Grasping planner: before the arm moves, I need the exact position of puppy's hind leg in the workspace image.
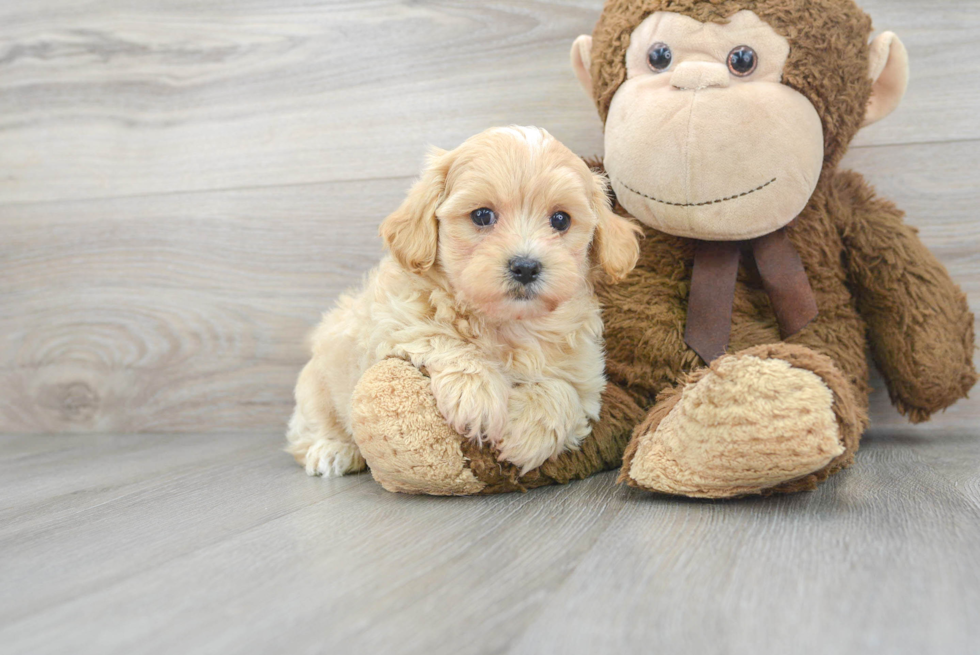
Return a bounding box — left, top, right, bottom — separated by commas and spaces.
286, 360, 366, 478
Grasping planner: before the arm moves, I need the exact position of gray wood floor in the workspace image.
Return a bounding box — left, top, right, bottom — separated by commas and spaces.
1, 429, 979, 655
2, 1, 979, 653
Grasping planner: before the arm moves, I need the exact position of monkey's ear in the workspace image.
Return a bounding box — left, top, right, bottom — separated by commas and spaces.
570, 35, 594, 99
861, 32, 909, 128
380, 147, 450, 274
590, 173, 642, 282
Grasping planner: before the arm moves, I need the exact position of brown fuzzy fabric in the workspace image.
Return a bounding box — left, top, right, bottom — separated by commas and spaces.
833, 171, 979, 422
599, 164, 976, 495
590, 0, 874, 170
462, 382, 647, 494
583, 0, 975, 498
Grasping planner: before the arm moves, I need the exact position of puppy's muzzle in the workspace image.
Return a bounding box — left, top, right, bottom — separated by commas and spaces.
508, 257, 543, 286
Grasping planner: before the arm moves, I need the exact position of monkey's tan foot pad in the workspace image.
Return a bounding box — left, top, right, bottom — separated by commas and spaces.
619, 344, 858, 499
350, 358, 486, 496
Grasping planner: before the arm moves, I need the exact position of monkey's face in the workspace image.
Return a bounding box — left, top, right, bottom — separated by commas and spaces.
601, 10, 824, 241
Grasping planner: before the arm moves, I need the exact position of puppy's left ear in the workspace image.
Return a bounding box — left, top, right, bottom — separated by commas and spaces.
380, 147, 452, 274
590, 173, 642, 282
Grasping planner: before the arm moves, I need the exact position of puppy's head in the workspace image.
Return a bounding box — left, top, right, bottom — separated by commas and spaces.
381, 126, 641, 321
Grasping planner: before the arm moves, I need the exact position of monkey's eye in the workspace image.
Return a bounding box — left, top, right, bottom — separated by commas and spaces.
471, 208, 497, 228
550, 211, 571, 232
728, 46, 758, 76
647, 43, 672, 72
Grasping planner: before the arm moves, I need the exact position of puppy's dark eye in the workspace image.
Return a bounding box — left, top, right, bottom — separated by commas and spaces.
647, 43, 672, 72
550, 211, 571, 232
728, 46, 758, 76
471, 208, 497, 227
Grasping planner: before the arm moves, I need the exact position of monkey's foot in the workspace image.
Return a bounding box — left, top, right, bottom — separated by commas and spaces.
619, 344, 865, 499
351, 359, 645, 496
351, 358, 486, 496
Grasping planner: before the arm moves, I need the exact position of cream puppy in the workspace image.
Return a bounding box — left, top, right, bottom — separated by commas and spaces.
287, 126, 641, 477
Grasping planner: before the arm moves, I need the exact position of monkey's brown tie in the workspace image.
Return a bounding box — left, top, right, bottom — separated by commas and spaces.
684, 228, 818, 363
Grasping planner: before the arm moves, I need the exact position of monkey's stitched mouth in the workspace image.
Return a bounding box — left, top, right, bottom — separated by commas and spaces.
614, 177, 777, 208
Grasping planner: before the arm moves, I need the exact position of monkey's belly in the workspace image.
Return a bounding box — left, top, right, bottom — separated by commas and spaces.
600, 266, 870, 409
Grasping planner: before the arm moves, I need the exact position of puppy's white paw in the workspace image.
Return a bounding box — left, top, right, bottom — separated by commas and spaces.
430, 366, 510, 444
302, 440, 366, 478
498, 381, 592, 474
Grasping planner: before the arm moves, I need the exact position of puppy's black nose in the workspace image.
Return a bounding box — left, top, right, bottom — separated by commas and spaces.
509, 257, 542, 286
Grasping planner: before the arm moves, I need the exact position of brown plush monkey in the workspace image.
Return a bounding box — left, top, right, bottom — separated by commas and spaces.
350, 0, 976, 498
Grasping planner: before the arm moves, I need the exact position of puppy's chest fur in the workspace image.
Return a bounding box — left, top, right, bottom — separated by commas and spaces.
436, 289, 605, 385
488, 315, 604, 383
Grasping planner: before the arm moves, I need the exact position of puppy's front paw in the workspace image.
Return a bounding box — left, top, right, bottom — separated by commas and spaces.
302, 440, 366, 478
497, 381, 592, 475
430, 366, 510, 444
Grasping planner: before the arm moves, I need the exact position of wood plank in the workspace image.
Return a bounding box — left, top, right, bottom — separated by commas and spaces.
0, 432, 368, 624
2, 139, 976, 434
508, 428, 980, 655
0, 0, 976, 205
0, 430, 977, 654
0, 177, 395, 433
0, 433, 629, 654
0, 433, 319, 532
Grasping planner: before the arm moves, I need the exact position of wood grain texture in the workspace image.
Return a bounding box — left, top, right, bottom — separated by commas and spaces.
0, 0, 978, 434
0, 179, 395, 433
0, 0, 976, 206
1, 430, 978, 654
509, 432, 980, 655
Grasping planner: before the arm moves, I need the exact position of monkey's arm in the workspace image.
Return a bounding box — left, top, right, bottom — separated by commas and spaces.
835, 171, 977, 422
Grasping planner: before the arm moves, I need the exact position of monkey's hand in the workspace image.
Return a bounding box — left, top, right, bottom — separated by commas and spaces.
836, 170, 977, 422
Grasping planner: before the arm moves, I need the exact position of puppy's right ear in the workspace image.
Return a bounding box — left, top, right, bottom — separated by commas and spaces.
380, 147, 451, 274
590, 172, 642, 282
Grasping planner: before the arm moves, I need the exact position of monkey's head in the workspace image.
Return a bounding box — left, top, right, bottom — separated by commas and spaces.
571, 0, 909, 241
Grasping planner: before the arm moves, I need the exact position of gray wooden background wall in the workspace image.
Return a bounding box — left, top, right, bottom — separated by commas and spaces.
1, 0, 977, 436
